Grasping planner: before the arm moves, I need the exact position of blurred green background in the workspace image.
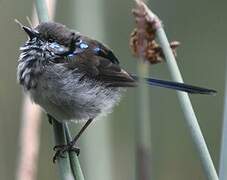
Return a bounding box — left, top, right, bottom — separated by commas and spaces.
0, 0, 225, 179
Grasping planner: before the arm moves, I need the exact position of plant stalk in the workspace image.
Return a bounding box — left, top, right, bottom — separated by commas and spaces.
65, 124, 85, 180
35, 0, 49, 22
156, 25, 218, 180
135, 0, 152, 179
34, 0, 84, 179
52, 121, 74, 180
136, 61, 152, 180
219, 62, 227, 180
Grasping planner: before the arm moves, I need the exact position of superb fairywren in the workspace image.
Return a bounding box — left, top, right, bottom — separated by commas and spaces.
17, 22, 216, 161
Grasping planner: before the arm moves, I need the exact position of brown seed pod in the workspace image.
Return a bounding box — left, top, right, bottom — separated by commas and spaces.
130, 1, 180, 64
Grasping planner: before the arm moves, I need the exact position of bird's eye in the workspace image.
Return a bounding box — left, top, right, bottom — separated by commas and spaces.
79, 42, 88, 49
48, 42, 68, 55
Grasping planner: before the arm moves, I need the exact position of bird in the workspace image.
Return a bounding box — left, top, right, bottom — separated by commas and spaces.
16, 21, 216, 162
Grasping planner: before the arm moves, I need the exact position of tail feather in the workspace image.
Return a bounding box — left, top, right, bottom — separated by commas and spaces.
131, 75, 216, 95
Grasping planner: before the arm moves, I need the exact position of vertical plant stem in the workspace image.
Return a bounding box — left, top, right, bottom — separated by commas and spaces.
135, 0, 152, 179
16, 97, 42, 180
137, 62, 151, 148
72, 1, 114, 180
65, 124, 85, 180
35, 0, 49, 22
219, 63, 227, 180
156, 23, 218, 180
136, 61, 152, 180
16, 1, 56, 180
35, 0, 84, 180
53, 121, 74, 180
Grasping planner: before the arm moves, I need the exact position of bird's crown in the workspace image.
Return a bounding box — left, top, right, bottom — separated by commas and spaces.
35, 22, 78, 46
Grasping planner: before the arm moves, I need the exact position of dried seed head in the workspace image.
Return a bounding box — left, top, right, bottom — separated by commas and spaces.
130, 0, 180, 64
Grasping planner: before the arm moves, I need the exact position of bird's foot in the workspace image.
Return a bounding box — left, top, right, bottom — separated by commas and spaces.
53, 143, 80, 163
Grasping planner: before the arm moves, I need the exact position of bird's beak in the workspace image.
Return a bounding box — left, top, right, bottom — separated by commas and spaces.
15, 19, 40, 39
22, 26, 40, 40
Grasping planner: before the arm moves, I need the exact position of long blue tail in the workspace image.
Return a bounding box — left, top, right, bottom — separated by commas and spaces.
131, 75, 217, 95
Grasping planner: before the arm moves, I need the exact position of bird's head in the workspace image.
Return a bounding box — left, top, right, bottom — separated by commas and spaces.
19, 22, 81, 58
16, 21, 82, 89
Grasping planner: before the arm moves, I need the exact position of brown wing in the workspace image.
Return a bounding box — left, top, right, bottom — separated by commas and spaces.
94, 57, 136, 87
64, 36, 136, 87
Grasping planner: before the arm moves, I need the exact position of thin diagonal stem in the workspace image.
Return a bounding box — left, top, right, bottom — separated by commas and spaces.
156, 27, 218, 180
133, 1, 218, 179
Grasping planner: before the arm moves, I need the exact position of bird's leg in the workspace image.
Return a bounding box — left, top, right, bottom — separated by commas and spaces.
53, 118, 94, 162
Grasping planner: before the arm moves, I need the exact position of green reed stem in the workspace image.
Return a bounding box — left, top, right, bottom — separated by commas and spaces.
35, 0, 84, 179
65, 124, 85, 180
135, 1, 152, 179
71, 0, 115, 179
219, 62, 227, 180
52, 121, 74, 180
136, 61, 152, 180
35, 0, 49, 22
156, 24, 218, 180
